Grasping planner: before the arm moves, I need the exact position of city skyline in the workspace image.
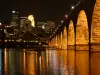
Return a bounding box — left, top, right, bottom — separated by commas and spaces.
0, 0, 88, 24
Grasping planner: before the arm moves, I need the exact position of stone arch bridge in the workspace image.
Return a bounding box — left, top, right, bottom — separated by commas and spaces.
48, 0, 100, 75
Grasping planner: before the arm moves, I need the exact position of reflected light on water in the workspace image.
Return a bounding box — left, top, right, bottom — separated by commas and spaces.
60, 50, 68, 75
76, 51, 89, 75
23, 49, 26, 75
4, 48, 8, 75
39, 56, 42, 72
46, 49, 49, 73
26, 51, 36, 75
91, 52, 100, 75
3, 45, 100, 75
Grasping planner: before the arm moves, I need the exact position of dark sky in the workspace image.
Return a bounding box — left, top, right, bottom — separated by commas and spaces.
0, 0, 93, 24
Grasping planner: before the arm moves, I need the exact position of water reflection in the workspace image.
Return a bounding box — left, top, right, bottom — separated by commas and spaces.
67, 46, 75, 75
3, 45, 100, 75
26, 50, 36, 75
23, 49, 26, 75
8, 49, 23, 75
3, 48, 70, 75
76, 45, 89, 75
0, 49, 2, 75
91, 45, 100, 75
4, 48, 7, 75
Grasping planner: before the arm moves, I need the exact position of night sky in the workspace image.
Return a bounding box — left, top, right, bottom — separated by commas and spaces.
0, 0, 94, 24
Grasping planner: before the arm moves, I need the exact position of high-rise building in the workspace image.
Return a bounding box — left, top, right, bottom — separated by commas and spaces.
0, 22, 3, 41
46, 21, 55, 33
46, 21, 55, 29
28, 15, 35, 27
37, 21, 55, 33
11, 11, 20, 28
37, 22, 47, 29
20, 17, 27, 28
10, 11, 20, 38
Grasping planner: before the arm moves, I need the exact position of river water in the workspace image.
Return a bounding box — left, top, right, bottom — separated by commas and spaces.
0, 45, 100, 75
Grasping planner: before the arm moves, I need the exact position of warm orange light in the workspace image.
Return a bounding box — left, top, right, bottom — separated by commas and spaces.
46, 50, 49, 69
57, 34, 61, 49
68, 20, 75, 45
76, 10, 89, 45
62, 26, 67, 49
60, 32, 63, 49
4, 48, 7, 75
26, 51, 36, 75
55, 35, 58, 47
91, 0, 100, 44
23, 49, 26, 75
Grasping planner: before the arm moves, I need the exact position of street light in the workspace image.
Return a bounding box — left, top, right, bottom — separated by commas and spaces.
65, 14, 68, 19
65, 15, 68, 18
61, 20, 64, 23
12, 11, 16, 13
71, 6, 75, 10
39, 42, 41, 45
0, 22, 2, 25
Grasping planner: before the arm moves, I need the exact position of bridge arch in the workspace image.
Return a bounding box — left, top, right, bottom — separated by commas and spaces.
76, 10, 89, 45
62, 26, 67, 49
91, 0, 100, 44
91, 1, 100, 74
68, 20, 75, 45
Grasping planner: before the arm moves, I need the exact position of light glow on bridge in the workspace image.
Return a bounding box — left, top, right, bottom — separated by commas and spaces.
68, 20, 75, 45
76, 10, 89, 45
62, 26, 67, 49
91, 0, 100, 44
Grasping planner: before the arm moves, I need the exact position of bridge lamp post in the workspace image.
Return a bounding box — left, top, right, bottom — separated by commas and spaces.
65, 14, 68, 19
71, 6, 75, 10
61, 20, 64, 24
65, 15, 68, 18
0, 22, 2, 26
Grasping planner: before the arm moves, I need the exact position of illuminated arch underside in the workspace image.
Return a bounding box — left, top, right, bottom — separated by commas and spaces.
57, 34, 60, 48
62, 26, 67, 49
48, 41, 51, 47
55, 35, 58, 47
68, 20, 75, 45
52, 38, 54, 47
60, 32, 63, 48
76, 10, 89, 45
91, 0, 100, 44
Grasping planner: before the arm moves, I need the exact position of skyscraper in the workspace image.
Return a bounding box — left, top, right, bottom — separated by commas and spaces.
11, 11, 20, 28
20, 17, 27, 28
10, 11, 20, 38
28, 15, 35, 27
